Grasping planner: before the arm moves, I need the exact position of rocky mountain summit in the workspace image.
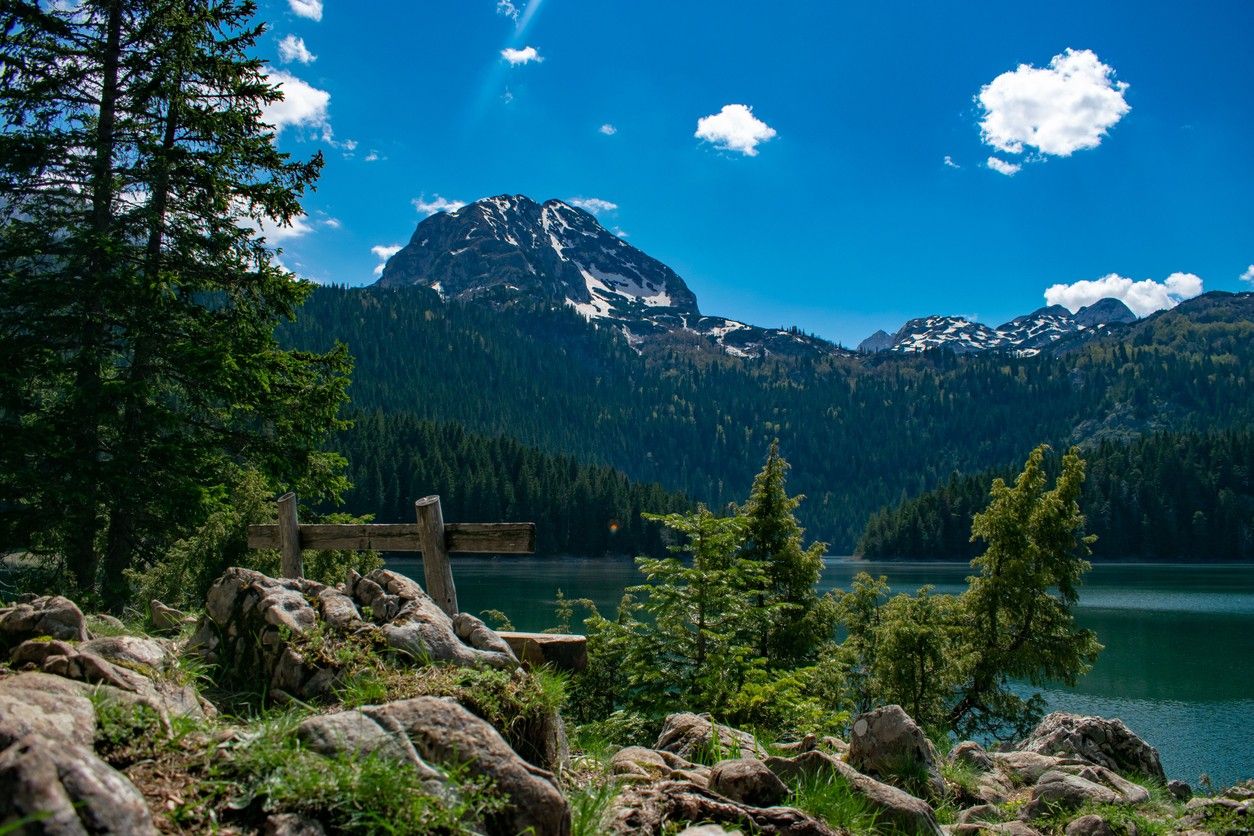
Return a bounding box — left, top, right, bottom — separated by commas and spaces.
859, 299, 1137, 355
375, 194, 845, 359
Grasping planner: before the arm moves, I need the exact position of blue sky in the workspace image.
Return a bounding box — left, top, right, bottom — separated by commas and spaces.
258, 0, 1253, 346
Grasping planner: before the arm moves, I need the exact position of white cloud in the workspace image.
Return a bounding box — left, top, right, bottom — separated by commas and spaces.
288, 0, 322, 21
364, 150, 379, 162
943, 155, 960, 169
372, 244, 402, 276
599, 123, 617, 136
568, 197, 617, 215
694, 104, 777, 156
1240, 265, 1254, 284
978, 48, 1130, 158
256, 212, 314, 243
986, 156, 1021, 176
501, 46, 542, 65
278, 34, 315, 64
321, 217, 341, 229
1044, 272, 1204, 317
261, 69, 331, 137
412, 194, 466, 216
496, 0, 519, 20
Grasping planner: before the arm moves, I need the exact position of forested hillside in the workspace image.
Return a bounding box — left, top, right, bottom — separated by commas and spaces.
284, 286, 1254, 554
332, 412, 690, 556
858, 430, 1254, 560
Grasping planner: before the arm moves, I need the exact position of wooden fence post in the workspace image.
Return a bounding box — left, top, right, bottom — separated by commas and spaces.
415, 495, 458, 616
277, 492, 303, 579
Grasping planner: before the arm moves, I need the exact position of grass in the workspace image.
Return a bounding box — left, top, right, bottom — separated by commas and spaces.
789, 772, 882, 834
1032, 800, 1175, 836
940, 758, 984, 799
568, 779, 620, 836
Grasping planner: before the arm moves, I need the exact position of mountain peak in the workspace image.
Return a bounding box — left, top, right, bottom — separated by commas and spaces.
374, 194, 842, 360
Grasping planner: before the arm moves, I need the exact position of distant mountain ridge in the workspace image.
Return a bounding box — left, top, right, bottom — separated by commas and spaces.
376, 194, 844, 359
858, 299, 1137, 355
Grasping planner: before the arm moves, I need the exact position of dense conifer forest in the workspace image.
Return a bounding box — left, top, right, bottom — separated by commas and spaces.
283, 286, 1254, 556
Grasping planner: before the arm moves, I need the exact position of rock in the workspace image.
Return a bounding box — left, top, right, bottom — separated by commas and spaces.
1178, 789, 1251, 831
88, 613, 126, 631
369, 697, 569, 836
610, 746, 712, 788
296, 710, 443, 788
989, 751, 1066, 786
677, 827, 742, 836
953, 823, 1041, 836
0, 675, 97, 748
37, 646, 206, 720
957, 804, 1002, 825
609, 779, 839, 835
848, 704, 946, 800
1167, 779, 1192, 801
765, 750, 942, 836
265, 813, 328, 836
10, 638, 77, 668
819, 735, 849, 755
0, 734, 156, 834
80, 635, 175, 673
1021, 766, 1149, 820
0, 596, 88, 649
1013, 713, 1165, 783
149, 599, 192, 632
497, 631, 588, 672
655, 713, 764, 761
1063, 814, 1122, 836
951, 741, 996, 772
708, 758, 788, 807
774, 733, 818, 754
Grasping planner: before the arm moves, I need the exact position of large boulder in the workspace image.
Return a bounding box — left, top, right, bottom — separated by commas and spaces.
708, 758, 788, 807
186, 568, 518, 702
1021, 765, 1149, 820
847, 704, 946, 800
1013, 713, 1165, 783
655, 713, 764, 762
764, 750, 942, 836
0, 596, 88, 650
989, 751, 1067, 787
951, 740, 996, 772
0, 673, 97, 748
608, 779, 838, 835
0, 734, 156, 834
611, 746, 712, 788
300, 697, 568, 836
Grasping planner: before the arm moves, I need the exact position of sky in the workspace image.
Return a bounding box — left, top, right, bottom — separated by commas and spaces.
256, 0, 1254, 347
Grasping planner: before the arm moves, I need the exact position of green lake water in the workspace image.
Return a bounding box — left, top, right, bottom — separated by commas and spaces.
388, 556, 1254, 787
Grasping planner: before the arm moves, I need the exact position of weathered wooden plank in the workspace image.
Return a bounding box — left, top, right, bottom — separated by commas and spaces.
276, 493, 303, 579
245, 522, 535, 553
416, 496, 457, 616
498, 632, 588, 672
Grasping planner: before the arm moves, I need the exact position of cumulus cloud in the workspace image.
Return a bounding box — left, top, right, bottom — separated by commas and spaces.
412, 194, 466, 216
288, 0, 322, 21
261, 69, 331, 137
978, 48, 1130, 158
986, 156, 1021, 176
1241, 265, 1254, 284
943, 155, 960, 169
278, 34, 315, 64
1044, 272, 1203, 317
568, 197, 617, 215
695, 104, 777, 156
599, 123, 617, 136
372, 244, 402, 276
501, 46, 542, 65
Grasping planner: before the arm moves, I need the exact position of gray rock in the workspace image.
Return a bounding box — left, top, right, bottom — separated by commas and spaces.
848, 704, 946, 800
148, 599, 192, 632
0, 734, 156, 834
956, 804, 1001, 825
1167, 779, 1192, 801
0, 596, 88, 649
10, 638, 77, 668
765, 750, 942, 836
1021, 766, 1149, 820
989, 751, 1066, 786
951, 740, 996, 772
655, 713, 764, 761
80, 635, 175, 673
676, 827, 742, 836
0, 676, 97, 748
38, 647, 206, 720
953, 824, 1041, 836
1063, 814, 1122, 836
265, 813, 328, 836
610, 746, 712, 788
609, 778, 839, 835
708, 758, 788, 807
1013, 713, 1165, 783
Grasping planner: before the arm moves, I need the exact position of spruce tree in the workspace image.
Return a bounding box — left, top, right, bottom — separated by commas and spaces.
0, 0, 351, 606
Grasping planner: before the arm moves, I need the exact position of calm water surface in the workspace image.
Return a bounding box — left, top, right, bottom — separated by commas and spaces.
389, 556, 1254, 787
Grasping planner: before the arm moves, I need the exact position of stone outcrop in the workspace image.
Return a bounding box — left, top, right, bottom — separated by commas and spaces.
847, 704, 946, 800
1021, 765, 1150, 820
0, 672, 98, 749
655, 713, 764, 761
708, 758, 788, 807
608, 779, 839, 835
298, 696, 568, 836
0, 734, 156, 835
1013, 713, 1165, 783
0, 595, 88, 650
951, 740, 996, 772
611, 746, 712, 788
186, 567, 518, 702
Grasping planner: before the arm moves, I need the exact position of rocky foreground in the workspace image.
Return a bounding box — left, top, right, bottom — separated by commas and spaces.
0, 569, 1248, 835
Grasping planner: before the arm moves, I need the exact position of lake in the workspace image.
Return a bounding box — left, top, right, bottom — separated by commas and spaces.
388, 556, 1254, 788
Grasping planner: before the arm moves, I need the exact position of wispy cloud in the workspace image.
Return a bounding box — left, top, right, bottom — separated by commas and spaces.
278, 34, 315, 64
986, 156, 1021, 176
256, 213, 314, 244
364, 150, 380, 162
412, 194, 466, 216
1045, 272, 1203, 317
695, 104, 777, 156
496, 0, 519, 21
943, 155, 960, 169
599, 123, 617, 136
568, 197, 618, 215
501, 46, 542, 65
372, 244, 402, 276
288, 0, 322, 22
978, 48, 1129, 160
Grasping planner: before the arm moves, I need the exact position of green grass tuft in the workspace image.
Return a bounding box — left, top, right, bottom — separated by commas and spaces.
789, 772, 882, 833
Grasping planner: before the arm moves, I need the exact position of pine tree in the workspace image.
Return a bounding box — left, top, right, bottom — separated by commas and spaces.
0, 0, 351, 606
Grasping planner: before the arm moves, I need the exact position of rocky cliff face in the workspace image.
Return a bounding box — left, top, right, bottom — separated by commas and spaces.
375, 194, 846, 359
